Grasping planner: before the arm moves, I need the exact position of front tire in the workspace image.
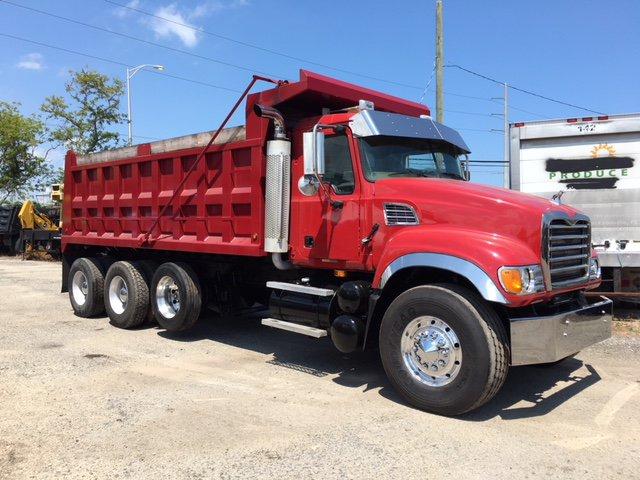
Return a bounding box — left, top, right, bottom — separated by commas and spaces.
151, 262, 202, 332
379, 284, 509, 416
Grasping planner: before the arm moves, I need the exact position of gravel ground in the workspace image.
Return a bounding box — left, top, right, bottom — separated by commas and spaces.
0, 257, 639, 480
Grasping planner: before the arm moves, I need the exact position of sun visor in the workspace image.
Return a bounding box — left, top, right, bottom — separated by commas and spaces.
350, 110, 470, 153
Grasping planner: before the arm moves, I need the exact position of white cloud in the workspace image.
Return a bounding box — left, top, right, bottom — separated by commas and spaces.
144, 1, 249, 48
17, 53, 44, 71
113, 0, 140, 18
149, 4, 200, 48
191, 0, 249, 18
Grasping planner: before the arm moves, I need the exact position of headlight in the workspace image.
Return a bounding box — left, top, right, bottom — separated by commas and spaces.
498, 265, 545, 295
589, 257, 601, 280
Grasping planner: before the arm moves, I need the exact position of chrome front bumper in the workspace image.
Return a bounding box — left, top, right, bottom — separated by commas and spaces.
509, 296, 612, 366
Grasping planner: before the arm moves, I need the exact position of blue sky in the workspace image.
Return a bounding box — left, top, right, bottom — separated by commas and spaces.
1, 0, 639, 187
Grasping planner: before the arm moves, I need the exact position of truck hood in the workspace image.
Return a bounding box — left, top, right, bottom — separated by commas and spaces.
373, 178, 583, 256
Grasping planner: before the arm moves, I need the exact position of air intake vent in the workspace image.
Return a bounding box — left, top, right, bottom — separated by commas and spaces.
543, 216, 591, 289
384, 203, 419, 226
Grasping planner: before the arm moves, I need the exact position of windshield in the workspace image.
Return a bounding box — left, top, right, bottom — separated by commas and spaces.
359, 136, 465, 181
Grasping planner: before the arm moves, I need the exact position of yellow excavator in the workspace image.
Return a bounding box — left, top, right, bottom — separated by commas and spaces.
16, 184, 63, 257
18, 200, 58, 230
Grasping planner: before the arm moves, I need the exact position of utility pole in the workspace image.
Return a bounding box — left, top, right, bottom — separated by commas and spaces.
435, 0, 444, 123
503, 82, 510, 189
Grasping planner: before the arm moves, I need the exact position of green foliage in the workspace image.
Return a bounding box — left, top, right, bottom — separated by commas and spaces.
41, 69, 126, 154
0, 101, 53, 202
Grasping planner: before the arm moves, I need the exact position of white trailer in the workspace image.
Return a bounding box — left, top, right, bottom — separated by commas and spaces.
509, 113, 640, 298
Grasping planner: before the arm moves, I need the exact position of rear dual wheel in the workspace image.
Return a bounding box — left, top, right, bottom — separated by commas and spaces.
104, 261, 150, 329
69, 258, 203, 332
151, 262, 202, 332
69, 257, 106, 317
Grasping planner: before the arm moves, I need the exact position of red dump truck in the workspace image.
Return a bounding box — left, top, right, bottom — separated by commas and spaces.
62, 70, 611, 415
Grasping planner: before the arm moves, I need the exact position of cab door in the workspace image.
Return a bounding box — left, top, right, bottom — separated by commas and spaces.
291, 132, 363, 267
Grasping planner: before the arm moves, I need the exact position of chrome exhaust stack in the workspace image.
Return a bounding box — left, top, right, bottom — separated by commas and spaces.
254, 103, 287, 140
254, 103, 293, 270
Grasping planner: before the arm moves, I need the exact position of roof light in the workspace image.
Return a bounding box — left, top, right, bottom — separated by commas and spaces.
514, 122, 525, 127
567, 118, 578, 123
358, 99, 374, 111
597, 115, 609, 121
582, 117, 593, 122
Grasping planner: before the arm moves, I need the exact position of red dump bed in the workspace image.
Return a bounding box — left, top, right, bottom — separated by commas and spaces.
62, 70, 428, 256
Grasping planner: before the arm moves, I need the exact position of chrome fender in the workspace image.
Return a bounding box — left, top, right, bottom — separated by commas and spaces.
380, 252, 507, 304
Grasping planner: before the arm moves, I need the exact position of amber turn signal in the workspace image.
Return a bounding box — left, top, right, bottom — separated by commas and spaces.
499, 268, 524, 294
498, 265, 545, 295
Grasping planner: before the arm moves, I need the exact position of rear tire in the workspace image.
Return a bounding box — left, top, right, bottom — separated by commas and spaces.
104, 261, 150, 329
151, 262, 202, 332
379, 284, 509, 416
68, 257, 105, 317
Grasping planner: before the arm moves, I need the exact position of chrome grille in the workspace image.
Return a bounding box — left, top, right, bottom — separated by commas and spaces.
384, 203, 419, 226
543, 216, 591, 289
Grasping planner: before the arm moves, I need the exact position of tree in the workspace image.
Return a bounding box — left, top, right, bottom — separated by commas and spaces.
41, 69, 126, 154
0, 101, 53, 202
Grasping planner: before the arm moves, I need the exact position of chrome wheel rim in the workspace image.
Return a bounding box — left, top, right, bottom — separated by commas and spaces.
156, 275, 180, 319
108, 275, 129, 315
71, 271, 89, 306
401, 316, 462, 387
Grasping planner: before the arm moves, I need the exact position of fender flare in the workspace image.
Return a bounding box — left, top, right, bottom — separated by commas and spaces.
379, 252, 508, 304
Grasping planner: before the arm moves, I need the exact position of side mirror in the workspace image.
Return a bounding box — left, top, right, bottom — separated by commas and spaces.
461, 154, 471, 181
303, 130, 325, 175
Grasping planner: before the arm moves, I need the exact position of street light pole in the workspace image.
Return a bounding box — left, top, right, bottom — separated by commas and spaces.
126, 64, 164, 145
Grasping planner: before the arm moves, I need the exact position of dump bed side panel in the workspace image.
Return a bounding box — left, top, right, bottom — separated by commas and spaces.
63, 133, 267, 257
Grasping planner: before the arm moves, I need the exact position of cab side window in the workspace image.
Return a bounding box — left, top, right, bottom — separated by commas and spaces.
323, 135, 355, 195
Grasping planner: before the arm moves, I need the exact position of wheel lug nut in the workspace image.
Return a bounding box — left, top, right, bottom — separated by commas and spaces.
438, 360, 446, 367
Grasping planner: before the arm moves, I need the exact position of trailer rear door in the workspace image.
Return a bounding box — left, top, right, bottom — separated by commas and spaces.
510, 115, 640, 266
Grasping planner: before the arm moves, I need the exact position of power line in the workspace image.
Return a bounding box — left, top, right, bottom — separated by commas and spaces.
502, 103, 547, 119
445, 108, 501, 119
453, 127, 503, 135
0, 0, 286, 79
427, 87, 548, 118
0, 32, 243, 93
418, 62, 436, 104
4, 0, 553, 121
446, 64, 606, 115
103, 0, 426, 91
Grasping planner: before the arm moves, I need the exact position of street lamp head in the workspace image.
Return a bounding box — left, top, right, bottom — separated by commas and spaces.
154, 65, 165, 71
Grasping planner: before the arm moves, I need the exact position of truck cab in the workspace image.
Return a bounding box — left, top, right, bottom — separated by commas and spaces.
62, 70, 612, 416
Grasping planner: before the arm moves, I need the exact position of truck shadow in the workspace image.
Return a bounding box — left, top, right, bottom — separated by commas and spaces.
460, 359, 601, 421
157, 310, 601, 421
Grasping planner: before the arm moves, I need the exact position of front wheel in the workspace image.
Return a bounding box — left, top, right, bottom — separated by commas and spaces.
379, 284, 509, 416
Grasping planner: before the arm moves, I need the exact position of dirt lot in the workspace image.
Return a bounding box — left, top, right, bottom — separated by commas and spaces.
1, 257, 639, 480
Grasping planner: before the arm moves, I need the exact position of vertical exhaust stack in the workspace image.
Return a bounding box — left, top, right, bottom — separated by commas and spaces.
254, 104, 292, 268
